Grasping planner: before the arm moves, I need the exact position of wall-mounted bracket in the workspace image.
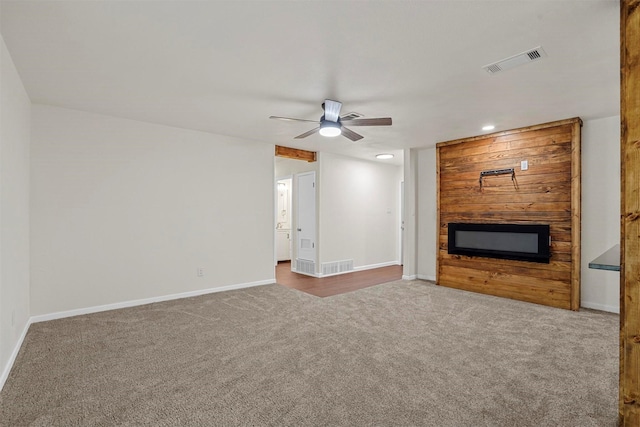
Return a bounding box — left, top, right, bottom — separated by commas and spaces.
479, 168, 515, 190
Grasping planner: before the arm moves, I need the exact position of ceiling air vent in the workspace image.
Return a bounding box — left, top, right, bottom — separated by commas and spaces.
341, 112, 363, 121
482, 46, 547, 75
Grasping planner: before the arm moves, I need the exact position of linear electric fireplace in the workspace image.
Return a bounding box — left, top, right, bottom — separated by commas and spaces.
448, 223, 551, 263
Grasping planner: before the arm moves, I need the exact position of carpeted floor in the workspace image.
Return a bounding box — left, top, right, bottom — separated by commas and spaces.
0, 280, 618, 426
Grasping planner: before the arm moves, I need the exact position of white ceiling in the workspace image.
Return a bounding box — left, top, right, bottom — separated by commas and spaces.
0, 1, 620, 166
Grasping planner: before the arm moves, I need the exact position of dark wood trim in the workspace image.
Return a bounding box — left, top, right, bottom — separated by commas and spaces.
436, 147, 441, 285
570, 119, 582, 310
620, 0, 640, 424
275, 145, 317, 162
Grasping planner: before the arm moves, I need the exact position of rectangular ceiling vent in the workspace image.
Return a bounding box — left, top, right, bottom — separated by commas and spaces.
341, 112, 364, 121
482, 46, 547, 75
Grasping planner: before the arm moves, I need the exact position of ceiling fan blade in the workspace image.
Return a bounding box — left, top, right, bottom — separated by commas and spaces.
294, 127, 320, 139
269, 116, 320, 124
342, 117, 392, 126
341, 126, 364, 142
323, 99, 342, 122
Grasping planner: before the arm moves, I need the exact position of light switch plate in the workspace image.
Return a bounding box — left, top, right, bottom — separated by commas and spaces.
521, 160, 528, 171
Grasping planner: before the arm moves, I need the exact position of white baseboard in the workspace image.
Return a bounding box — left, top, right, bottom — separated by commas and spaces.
403, 274, 435, 281
352, 261, 400, 272
31, 278, 274, 324
2, 278, 275, 392
319, 261, 400, 278
4, 277, 616, 393
1, 317, 32, 391
290, 267, 320, 278
581, 301, 620, 314
292, 261, 401, 278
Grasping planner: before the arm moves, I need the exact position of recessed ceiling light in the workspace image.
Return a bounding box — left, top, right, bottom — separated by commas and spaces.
482, 125, 495, 131
376, 154, 394, 160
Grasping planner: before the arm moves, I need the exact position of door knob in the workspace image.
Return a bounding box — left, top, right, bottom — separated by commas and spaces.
297, 228, 302, 231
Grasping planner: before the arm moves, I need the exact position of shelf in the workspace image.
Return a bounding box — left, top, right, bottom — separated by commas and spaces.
588, 244, 620, 272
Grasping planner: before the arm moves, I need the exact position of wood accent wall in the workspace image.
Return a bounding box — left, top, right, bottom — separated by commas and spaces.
620, 0, 640, 423
436, 118, 582, 310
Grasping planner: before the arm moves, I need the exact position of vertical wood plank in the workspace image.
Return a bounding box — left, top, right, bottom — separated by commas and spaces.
436, 146, 441, 284
620, 0, 640, 424
570, 119, 582, 310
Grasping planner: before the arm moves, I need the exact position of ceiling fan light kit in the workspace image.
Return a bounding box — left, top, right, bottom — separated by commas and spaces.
319, 120, 342, 137
270, 99, 392, 142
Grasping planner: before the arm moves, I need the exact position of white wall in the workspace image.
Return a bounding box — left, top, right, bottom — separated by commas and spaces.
275, 156, 318, 177
402, 148, 418, 280
30, 105, 275, 316
581, 115, 620, 313
416, 147, 437, 280
413, 116, 621, 313
0, 36, 31, 383
319, 152, 401, 270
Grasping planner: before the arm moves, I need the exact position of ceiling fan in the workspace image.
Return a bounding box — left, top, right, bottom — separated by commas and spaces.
269, 99, 392, 142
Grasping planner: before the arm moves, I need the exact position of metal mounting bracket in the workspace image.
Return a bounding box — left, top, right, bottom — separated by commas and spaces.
479, 168, 515, 190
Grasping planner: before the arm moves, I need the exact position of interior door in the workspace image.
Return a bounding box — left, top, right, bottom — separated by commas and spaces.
296, 171, 316, 262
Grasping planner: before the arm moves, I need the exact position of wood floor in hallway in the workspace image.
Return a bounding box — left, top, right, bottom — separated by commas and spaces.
275, 261, 403, 297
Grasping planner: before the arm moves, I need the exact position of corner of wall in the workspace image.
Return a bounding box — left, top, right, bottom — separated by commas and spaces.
0, 34, 32, 391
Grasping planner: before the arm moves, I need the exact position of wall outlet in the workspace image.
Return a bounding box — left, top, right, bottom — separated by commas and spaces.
197, 267, 204, 277
521, 160, 528, 171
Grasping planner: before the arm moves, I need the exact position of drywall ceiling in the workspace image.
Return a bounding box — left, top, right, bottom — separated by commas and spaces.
0, 1, 619, 166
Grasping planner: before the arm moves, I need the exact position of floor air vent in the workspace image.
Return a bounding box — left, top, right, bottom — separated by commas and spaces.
321, 259, 354, 276
296, 259, 316, 275
482, 46, 547, 75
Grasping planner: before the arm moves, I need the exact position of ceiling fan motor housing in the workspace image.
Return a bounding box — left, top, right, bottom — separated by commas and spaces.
322, 100, 343, 122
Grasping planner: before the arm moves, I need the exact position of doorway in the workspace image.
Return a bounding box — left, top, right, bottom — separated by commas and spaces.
274, 152, 319, 278
275, 177, 292, 263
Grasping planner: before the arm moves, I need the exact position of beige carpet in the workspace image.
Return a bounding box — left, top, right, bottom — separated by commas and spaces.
0, 280, 618, 426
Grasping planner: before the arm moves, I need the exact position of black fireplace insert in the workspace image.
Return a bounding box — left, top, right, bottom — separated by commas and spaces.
448, 223, 551, 263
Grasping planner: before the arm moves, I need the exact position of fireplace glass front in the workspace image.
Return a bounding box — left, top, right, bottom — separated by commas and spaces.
448, 223, 551, 263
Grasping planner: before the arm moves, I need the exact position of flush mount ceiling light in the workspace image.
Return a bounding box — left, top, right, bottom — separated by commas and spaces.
319, 120, 342, 137
376, 154, 394, 160
482, 125, 495, 131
